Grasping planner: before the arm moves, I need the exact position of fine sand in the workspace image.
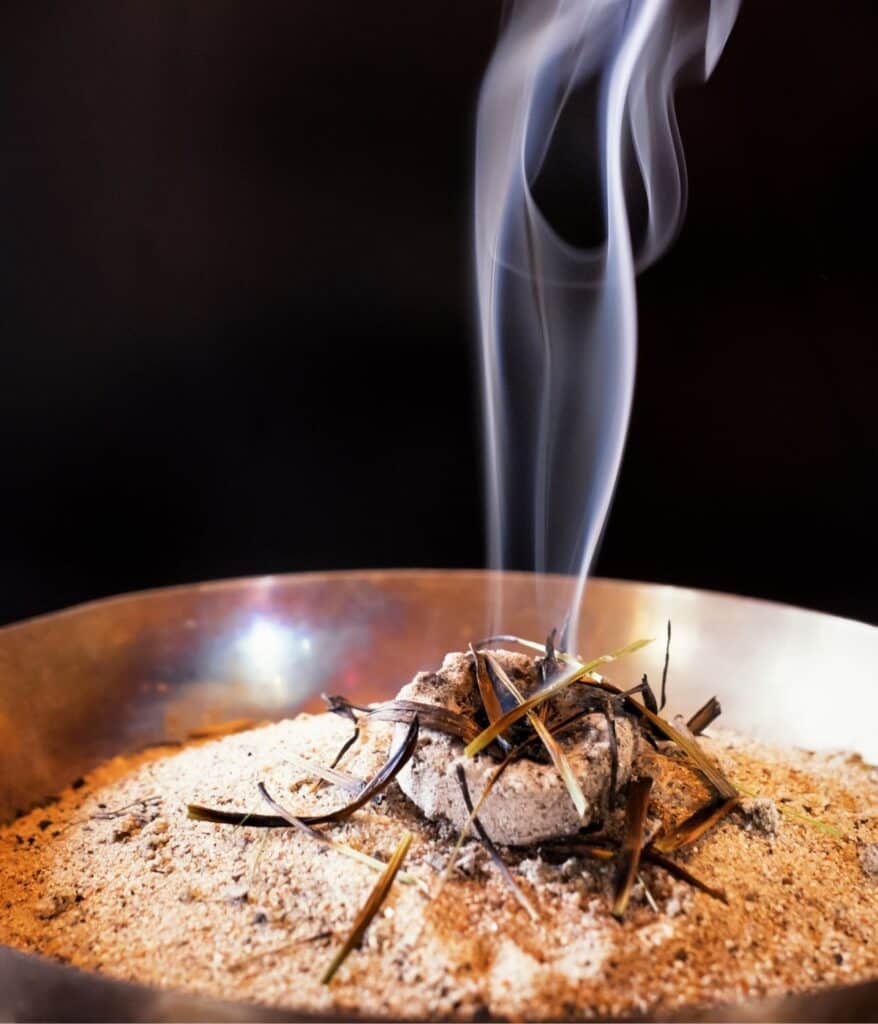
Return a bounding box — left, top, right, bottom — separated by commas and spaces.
1, 705, 877, 1019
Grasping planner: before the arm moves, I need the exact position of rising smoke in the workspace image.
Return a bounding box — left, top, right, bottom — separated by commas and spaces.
475, 0, 740, 638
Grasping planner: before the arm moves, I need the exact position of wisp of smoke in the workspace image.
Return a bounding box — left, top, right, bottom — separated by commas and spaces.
475, 0, 740, 638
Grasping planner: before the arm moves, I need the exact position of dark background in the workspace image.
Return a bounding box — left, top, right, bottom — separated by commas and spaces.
1, 2, 875, 627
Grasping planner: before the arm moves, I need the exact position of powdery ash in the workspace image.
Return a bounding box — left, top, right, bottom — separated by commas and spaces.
1, 698, 877, 1019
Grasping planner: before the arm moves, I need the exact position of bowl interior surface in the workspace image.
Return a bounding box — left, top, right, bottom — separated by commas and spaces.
1, 569, 876, 1021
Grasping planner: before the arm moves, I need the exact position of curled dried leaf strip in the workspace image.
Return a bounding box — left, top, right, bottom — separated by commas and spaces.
188, 715, 419, 828
322, 831, 413, 985
327, 695, 484, 746
187, 805, 287, 828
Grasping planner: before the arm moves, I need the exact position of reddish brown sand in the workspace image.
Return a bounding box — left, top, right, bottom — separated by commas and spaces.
1, 705, 876, 1019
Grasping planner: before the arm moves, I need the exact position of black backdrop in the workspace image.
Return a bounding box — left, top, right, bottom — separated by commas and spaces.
1, 1, 875, 627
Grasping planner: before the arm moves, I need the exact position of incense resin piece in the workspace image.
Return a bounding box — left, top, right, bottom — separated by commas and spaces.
394, 650, 638, 846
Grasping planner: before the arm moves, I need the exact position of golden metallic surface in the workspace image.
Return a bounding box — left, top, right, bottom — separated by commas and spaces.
1, 570, 876, 1021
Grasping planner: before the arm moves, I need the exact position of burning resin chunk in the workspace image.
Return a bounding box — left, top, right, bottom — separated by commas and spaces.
394, 650, 638, 846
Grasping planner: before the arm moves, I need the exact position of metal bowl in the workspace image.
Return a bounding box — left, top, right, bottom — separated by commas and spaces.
1, 570, 876, 1021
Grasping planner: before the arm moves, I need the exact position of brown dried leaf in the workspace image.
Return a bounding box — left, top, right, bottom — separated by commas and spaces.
612, 776, 653, 920
651, 795, 739, 854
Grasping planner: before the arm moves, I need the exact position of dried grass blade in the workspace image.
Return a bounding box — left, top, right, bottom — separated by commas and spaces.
641, 848, 728, 903
612, 776, 653, 920
434, 752, 517, 898
686, 696, 722, 735
542, 629, 558, 682
651, 795, 739, 854
475, 629, 573, 665
256, 782, 419, 887
629, 701, 737, 799
639, 674, 659, 715
454, 765, 538, 921
307, 727, 361, 795
465, 637, 653, 757
322, 692, 360, 722
291, 715, 419, 826
602, 700, 619, 814
579, 845, 616, 861
660, 620, 671, 711
474, 634, 556, 657
287, 754, 364, 795
470, 645, 506, 735
189, 792, 417, 885
545, 842, 615, 862
638, 871, 659, 913
484, 652, 588, 818
322, 830, 413, 985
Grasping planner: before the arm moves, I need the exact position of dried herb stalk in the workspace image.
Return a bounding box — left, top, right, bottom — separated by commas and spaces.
322, 831, 413, 984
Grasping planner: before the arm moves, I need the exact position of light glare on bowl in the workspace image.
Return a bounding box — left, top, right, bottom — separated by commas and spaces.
236, 617, 310, 704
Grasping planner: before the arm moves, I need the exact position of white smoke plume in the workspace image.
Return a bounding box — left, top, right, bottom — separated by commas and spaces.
475, 0, 740, 638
